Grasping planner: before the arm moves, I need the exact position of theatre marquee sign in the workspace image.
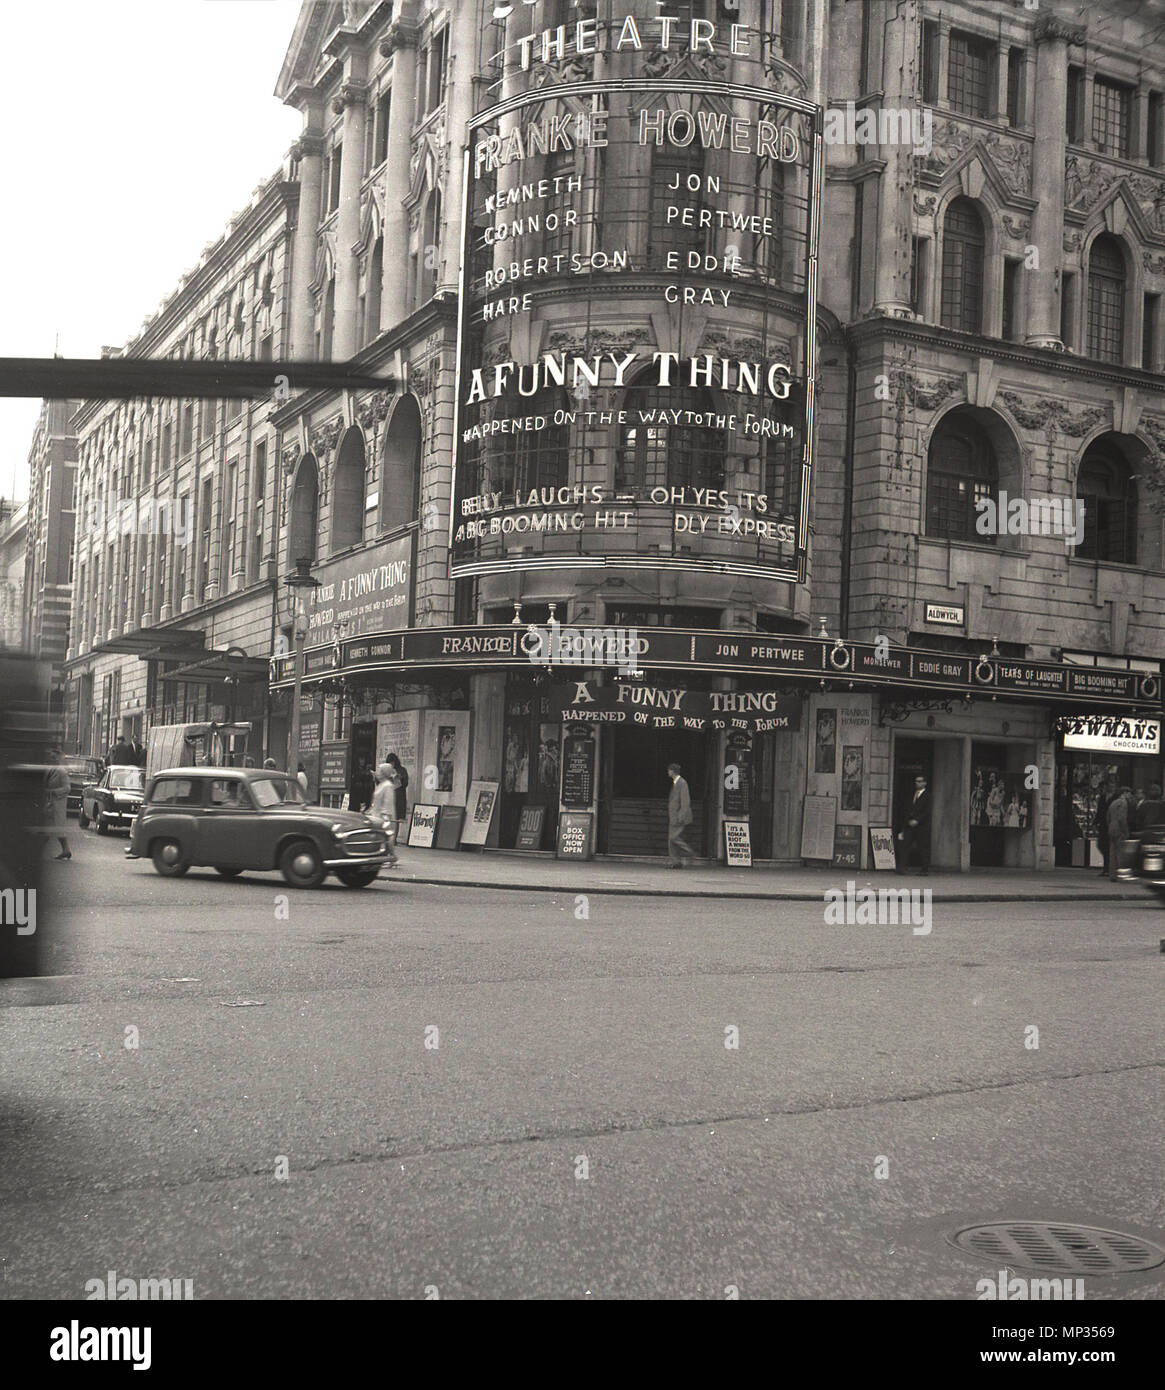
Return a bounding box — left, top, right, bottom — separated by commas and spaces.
269, 625, 1162, 711
452, 72, 822, 584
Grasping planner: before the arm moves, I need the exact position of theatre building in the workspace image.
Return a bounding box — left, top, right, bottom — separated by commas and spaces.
59, 0, 1165, 871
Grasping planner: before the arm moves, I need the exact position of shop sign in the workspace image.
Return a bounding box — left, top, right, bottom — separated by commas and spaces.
924, 603, 964, 627
561, 732, 596, 809
1059, 715, 1161, 755
305, 533, 413, 643
723, 819, 752, 867
319, 743, 349, 790
556, 810, 594, 860
516, 805, 546, 850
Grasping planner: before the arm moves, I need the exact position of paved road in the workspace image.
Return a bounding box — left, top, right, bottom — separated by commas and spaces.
1, 828, 1162, 1299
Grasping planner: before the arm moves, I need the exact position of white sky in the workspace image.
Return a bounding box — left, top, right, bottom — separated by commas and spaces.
0, 0, 304, 501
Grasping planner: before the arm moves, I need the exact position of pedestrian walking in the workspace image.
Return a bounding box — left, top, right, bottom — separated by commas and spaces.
369, 763, 401, 868
1107, 786, 1133, 881
896, 773, 932, 874
44, 747, 72, 861
296, 762, 309, 795
108, 735, 135, 765
666, 762, 695, 868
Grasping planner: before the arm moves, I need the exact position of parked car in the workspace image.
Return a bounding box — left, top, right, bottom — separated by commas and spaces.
80, 764, 144, 833
1129, 821, 1165, 905
129, 766, 391, 888
63, 755, 104, 816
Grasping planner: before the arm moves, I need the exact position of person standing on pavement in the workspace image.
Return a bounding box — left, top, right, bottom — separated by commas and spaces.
296, 762, 309, 795
369, 764, 401, 868
666, 762, 695, 868
1095, 777, 1116, 874
1106, 785, 1133, 881
896, 774, 932, 874
385, 753, 408, 838
1135, 784, 1165, 832
44, 748, 72, 861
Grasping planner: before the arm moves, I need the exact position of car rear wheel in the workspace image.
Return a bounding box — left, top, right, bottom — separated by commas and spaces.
279, 840, 326, 889
335, 867, 380, 888
151, 838, 189, 877
214, 866, 244, 879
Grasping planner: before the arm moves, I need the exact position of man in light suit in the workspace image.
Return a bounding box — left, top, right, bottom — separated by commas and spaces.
667, 762, 695, 868
896, 773, 932, 874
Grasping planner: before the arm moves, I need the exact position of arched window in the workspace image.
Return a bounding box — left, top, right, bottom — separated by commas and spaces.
365, 238, 383, 346
1076, 445, 1136, 563
288, 454, 319, 566
940, 198, 985, 333
648, 140, 705, 269
926, 413, 998, 543
493, 388, 570, 496
380, 395, 422, 533
1087, 235, 1126, 363
331, 428, 366, 554
617, 381, 725, 493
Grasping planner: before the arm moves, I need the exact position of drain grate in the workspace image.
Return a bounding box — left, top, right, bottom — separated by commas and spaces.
951, 1221, 1165, 1276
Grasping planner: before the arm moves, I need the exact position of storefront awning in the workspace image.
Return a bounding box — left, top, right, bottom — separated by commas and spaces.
91, 627, 207, 663
166, 652, 271, 685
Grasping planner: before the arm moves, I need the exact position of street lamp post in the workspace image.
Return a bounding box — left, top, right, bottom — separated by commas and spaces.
284, 557, 320, 776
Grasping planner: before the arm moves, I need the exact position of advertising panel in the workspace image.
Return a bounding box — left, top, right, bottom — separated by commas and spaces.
305, 533, 413, 646
453, 76, 822, 584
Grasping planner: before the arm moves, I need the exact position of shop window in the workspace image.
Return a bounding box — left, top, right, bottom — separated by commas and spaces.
1087, 235, 1126, 363
616, 382, 725, 493
1066, 66, 1086, 142
1075, 446, 1136, 565
940, 198, 985, 334
763, 434, 797, 518
1006, 47, 1026, 126
925, 413, 998, 544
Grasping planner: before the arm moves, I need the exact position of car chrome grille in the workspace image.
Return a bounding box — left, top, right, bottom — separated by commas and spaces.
341, 831, 383, 856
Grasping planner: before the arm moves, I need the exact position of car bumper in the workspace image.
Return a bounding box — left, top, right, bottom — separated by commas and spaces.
102, 809, 141, 826
322, 853, 391, 868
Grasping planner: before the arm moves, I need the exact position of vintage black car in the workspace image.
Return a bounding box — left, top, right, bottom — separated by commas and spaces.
129, 766, 391, 888
80, 763, 144, 833
64, 755, 104, 816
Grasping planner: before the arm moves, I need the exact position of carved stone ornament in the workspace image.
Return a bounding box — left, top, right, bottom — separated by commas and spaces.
1032, 14, 1087, 46
1002, 214, 1031, 240
409, 357, 438, 400
913, 191, 937, 217
998, 390, 1106, 437
1145, 252, 1165, 275
379, 18, 419, 57
310, 417, 343, 460
917, 117, 975, 178
356, 391, 392, 431
901, 373, 963, 412
1064, 230, 1083, 254
292, 134, 326, 161
281, 442, 302, 476
331, 81, 368, 116
984, 135, 1031, 197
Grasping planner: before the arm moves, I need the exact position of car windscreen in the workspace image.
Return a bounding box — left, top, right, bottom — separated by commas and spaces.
250, 777, 304, 808
110, 768, 144, 790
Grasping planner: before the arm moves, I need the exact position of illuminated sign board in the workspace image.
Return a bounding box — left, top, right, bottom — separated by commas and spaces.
1060, 715, 1161, 755
452, 77, 822, 584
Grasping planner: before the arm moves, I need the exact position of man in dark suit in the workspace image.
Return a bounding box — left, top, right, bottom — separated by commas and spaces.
1135, 785, 1165, 833
896, 774, 932, 874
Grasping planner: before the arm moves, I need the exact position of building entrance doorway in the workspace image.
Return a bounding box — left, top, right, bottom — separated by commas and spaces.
601, 725, 710, 856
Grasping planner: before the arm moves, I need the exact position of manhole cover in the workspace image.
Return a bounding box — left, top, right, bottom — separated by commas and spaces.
951, 1222, 1165, 1276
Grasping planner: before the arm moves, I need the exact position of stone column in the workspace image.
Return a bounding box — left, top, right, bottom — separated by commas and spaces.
1134, 88, 1150, 161
378, 18, 419, 328
439, 0, 480, 294
289, 123, 325, 359
1025, 16, 1085, 349
332, 80, 369, 360
872, 0, 920, 316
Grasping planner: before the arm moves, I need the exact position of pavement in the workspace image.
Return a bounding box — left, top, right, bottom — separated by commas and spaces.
390, 846, 1148, 903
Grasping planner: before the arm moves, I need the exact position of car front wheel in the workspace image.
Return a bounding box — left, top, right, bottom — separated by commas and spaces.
151, 839, 189, 877
96, 813, 109, 835
335, 867, 380, 888
279, 840, 326, 889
